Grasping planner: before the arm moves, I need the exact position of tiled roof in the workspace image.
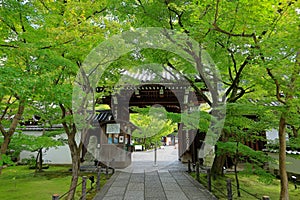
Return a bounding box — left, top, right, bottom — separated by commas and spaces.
120, 66, 202, 83
87, 110, 114, 123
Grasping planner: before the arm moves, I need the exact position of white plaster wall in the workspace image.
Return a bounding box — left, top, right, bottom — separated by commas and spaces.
266, 128, 289, 143
19, 130, 82, 165
20, 145, 72, 164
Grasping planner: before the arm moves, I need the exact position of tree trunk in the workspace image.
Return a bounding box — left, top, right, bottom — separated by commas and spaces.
35, 150, 39, 173
38, 148, 43, 172
234, 161, 241, 197
0, 100, 25, 175
211, 150, 227, 176
59, 103, 83, 200
67, 153, 80, 200
0, 135, 10, 174
37, 126, 46, 172
211, 129, 229, 176
279, 115, 289, 200
235, 142, 241, 197
211, 136, 227, 176
0, 135, 10, 155
66, 133, 81, 200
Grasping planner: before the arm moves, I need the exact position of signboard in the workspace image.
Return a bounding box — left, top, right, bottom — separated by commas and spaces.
106, 123, 120, 134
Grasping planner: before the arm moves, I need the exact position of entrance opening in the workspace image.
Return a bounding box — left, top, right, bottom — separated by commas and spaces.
123, 105, 179, 173
123, 144, 179, 173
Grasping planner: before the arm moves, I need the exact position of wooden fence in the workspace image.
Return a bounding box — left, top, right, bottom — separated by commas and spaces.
188, 160, 271, 200
52, 165, 114, 200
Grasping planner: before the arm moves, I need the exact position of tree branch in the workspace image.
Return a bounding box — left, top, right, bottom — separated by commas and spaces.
7, 99, 25, 137
212, 0, 257, 44
166, 62, 212, 106
0, 44, 18, 48
137, 0, 146, 13
230, 53, 238, 75
228, 86, 254, 102
167, 10, 174, 29
59, 103, 70, 136
266, 68, 286, 104
200, 4, 212, 20
165, 2, 189, 34
0, 96, 14, 120
19, 12, 27, 43
38, 0, 50, 11
40, 39, 74, 49
225, 56, 251, 99
86, 7, 107, 21
0, 17, 18, 35
213, 0, 220, 24
0, 121, 6, 136
212, 23, 257, 44
267, 2, 292, 38
216, 41, 237, 78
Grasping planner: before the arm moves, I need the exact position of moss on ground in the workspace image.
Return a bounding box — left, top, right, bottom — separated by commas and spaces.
0, 165, 110, 200
190, 172, 300, 200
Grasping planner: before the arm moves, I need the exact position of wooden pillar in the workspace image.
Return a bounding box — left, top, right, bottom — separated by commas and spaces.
196, 162, 200, 182
52, 194, 59, 200
81, 176, 87, 200
207, 169, 211, 192
178, 123, 184, 160
227, 179, 232, 200
188, 160, 191, 173
96, 168, 101, 191
106, 166, 109, 179
190, 130, 197, 164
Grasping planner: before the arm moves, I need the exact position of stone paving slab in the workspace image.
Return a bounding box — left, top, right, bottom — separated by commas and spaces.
165, 191, 189, 200
124, 191, 144, 200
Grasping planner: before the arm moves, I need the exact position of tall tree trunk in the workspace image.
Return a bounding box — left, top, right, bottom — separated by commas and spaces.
0, 99, 25, 175
0, 135, 11, 174
67, 134, 81, 200
235, 142, 241, 197
35, 149, 40, 173
34, 149, 44, 173
60, 103, 83, 200
212, 130, 229, 176
211, 152, 226, 176
37, 126, 46, 172
0, 135, 10, 155
279, 115, 289, 200
234, 160, 241, 197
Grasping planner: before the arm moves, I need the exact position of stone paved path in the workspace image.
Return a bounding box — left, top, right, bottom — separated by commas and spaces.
93, 146, 217, 200
93, 164, 217, 200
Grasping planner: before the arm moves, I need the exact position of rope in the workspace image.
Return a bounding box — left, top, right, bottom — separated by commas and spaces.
60, 181, 83, 199
196, 174, 227, 198
231, 183, 261, 199
78, 188, 92, 200
211, 183, 227, 198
